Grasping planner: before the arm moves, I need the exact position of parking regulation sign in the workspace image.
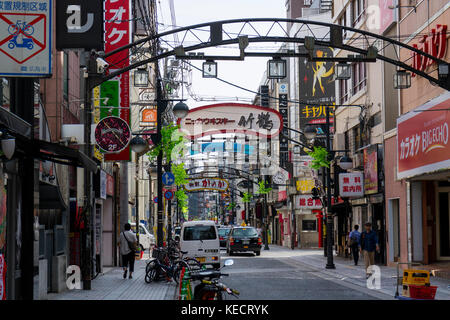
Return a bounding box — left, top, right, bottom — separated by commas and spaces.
0, 0, 52, 77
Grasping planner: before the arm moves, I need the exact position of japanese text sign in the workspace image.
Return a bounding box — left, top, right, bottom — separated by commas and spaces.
397, 92, 450, 179
0, 0, 51, 76
339, 172, 364, 198
294, 194, 322, 210
184, 178, 229, 192
364, 145, 379, 194
178, 103, 283, 139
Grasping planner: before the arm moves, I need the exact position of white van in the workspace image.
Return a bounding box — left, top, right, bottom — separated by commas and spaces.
180, 220, 221, 269
131, 223, 155, 251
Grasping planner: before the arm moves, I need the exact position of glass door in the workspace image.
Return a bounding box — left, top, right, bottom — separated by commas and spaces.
437, 190, 450, 260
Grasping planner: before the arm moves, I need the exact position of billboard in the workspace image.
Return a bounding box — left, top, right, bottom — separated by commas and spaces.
364, 144, 379, 194
0, 0, 52, 77
56, 0, 103, 50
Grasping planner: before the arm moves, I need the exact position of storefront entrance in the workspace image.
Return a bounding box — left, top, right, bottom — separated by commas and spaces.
437, 188, 450, 260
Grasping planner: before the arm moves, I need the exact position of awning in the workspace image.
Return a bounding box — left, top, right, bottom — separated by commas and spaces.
39, 182, 68, 210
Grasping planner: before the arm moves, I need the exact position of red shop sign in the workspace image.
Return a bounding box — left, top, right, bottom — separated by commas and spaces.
397, 92, 450, 179
410, 24, 447, 77
106, 174, 114, 196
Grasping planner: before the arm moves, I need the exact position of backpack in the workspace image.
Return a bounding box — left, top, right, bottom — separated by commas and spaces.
350, 232, 358, 246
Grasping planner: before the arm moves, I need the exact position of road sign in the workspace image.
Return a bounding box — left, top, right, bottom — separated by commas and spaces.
162, 172, 175, 186
153, 197, 158, 203
0, 0, 52, 77
164, 190, 174, 200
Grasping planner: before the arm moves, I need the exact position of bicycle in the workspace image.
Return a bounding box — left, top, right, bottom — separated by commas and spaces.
8, 20, 34, 36
145, 254, 188, 284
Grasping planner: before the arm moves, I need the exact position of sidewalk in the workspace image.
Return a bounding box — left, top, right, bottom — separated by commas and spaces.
48, 258, 177, 300
269, 245, 450, 300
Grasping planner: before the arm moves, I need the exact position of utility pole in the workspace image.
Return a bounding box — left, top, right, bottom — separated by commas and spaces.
156, 76, 165, 247
325, 106, 335, 269
135, 154, 140, 248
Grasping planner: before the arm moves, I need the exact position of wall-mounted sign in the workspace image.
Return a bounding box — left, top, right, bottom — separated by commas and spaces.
0, 0, 52, 77
272, 168, 289, 185
178, 103, 283, 139
141, 107, 157, 127
397, 92, 450, 179
106, 174, 114, 196
364, 145, 379, 195
410, 24, 447, 77
294, 194, 322, 210
56, 0, 103, 50
296, 179, 315, 193
184, 178, 229, 192
94, 116, 131, 153
103, 0, 130, 161
379, 0, 395, 33
339, 172, 364, 198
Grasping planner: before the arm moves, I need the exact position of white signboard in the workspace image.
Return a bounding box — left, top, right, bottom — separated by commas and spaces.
0, 0, 52, 77
178, 103, 283, 139
272, 168, 289, 185
339, 172, 364, 198
294, 194, 322, 210
278, 83, 288, 94
100, 170, 106, 200
184, 178, 229, 192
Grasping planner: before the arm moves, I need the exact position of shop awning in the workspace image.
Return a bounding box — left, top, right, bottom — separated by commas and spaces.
39, 182, 68, 210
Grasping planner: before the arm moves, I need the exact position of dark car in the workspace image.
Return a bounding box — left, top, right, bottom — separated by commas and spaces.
218, 227, 231, 247
227, 226, 262, 256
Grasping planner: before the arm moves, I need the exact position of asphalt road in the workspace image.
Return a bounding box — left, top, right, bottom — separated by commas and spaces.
217, 248, 384, 300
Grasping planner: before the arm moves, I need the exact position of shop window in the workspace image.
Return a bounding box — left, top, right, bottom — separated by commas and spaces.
352, 62, 366, 95
302, 219, 317, 231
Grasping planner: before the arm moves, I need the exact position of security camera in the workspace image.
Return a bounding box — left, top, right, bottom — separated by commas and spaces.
96, 57, 110, 74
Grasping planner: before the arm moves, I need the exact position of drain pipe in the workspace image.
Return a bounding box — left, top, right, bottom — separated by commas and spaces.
406, 181, 412, 263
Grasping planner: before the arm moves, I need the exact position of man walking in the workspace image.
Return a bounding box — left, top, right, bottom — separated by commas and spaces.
360, 222, 380, 278
348, 225, 361, 266
119, 223, 137, 279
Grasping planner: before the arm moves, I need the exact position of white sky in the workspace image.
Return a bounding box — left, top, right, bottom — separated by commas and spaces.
158, 0, 287, 108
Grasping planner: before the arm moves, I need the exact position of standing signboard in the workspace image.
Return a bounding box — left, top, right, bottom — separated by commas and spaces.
339, 172, 364, 198
102, 0, 131, 161
0, 0, 52, 77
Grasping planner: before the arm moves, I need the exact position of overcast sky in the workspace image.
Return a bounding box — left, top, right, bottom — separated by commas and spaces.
158, 0, 287, 108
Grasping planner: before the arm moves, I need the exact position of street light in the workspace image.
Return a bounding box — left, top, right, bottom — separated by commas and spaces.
129, 136, 149, 153
267, 58, 286, 79
134, 68, 149, 87
394, 70, 411, 89
1, 136, 16, 159
338, 155, 353, 170
202, 60, 217, 78
304, 125, 317, 141
172, 101, 189, 119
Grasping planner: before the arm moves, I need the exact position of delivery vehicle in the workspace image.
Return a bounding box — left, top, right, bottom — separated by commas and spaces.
227, 226, 262, 256
131, 223, 155, 251
180, 220, 221, 269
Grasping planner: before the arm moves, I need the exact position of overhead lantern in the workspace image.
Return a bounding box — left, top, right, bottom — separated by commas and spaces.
336, 63, 352, 80
202, 60, 217, 78
393, 70, 411, 89
267, 57, 286, 79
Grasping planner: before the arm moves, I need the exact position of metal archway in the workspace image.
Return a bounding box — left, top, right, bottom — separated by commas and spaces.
100, 18, 449, 90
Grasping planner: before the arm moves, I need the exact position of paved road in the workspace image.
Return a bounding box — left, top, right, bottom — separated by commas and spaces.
217, 248, 392, 300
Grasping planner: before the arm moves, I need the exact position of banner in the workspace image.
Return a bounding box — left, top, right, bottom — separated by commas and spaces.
364, 145, 379, 194
102, 0, 131, 161
0, 254, 5, 300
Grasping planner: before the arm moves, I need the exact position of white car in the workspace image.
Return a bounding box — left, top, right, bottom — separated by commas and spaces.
180, 220, 221, 269
131, 223, 155, 251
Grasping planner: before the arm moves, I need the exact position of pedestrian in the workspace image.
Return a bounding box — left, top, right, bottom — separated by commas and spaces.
256, 223, 262, 237
360, 222, 380, 278
119, 223, 137, 279
348, 225, 361, 266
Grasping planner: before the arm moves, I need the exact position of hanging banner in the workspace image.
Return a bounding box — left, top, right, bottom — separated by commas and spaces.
0, 254, 5, 300
364, 145, 379, 194
178, 103, 283, 139
184, 178, 229, 192
102, 0, 131, 161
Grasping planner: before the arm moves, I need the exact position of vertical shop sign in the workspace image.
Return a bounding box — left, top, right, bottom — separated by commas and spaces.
102, 0, 131, 161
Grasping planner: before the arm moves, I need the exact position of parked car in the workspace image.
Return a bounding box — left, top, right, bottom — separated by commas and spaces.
227, 226, 262, 256
131, 223, 155, 251
173, 226, 181, 240
180, 220, 221, 269
218, 227, 231, 247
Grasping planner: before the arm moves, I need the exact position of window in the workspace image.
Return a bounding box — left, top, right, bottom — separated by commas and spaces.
218, 228, 231, 237
183, 225, 217, 241
351, 0, 365, 26
338, 12, 347, 39
302, 220, 317, 231
232, 228, 258, 237
339, 78, 349, 104
352, 62, 366, 94
63, 52, 69, 101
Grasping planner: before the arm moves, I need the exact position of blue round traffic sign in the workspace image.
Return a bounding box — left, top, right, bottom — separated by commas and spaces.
164, 190, 174, 200
162, 172, 175, 186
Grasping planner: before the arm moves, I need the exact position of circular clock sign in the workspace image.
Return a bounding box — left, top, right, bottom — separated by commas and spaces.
95, 116, 131, 153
